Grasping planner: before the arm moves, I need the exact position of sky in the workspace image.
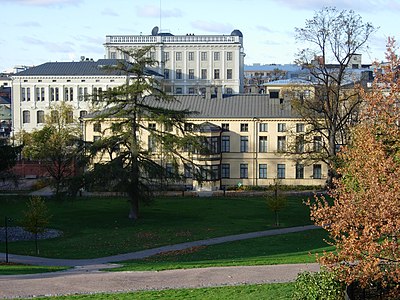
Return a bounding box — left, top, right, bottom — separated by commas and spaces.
1, 0, 400, 73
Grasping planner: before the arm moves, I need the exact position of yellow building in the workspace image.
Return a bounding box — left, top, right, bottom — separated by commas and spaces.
83, 94, 327, 191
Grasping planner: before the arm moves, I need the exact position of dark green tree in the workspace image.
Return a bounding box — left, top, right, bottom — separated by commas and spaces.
266, 179, 287, 227
86, 47, 203, 220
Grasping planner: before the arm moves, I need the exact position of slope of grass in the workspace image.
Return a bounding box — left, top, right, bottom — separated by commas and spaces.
0, 263, 68, 275
0, 194, 316, 259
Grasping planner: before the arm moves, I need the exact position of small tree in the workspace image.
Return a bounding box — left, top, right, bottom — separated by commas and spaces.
266, 179, 287, 227
309, 39, 400, 294
22, 103, 83, 197
22, 196, 52, 255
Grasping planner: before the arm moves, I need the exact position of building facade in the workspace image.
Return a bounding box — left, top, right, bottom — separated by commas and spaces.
104, 27, 246, 95
10, 59, 150, 134
83, 94, 327, 190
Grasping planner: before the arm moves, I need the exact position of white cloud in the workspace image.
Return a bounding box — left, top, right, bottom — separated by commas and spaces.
191, 20, 233, 34
101, 8, 119, 17
271, 0, 400, 12
3, 0, 82, 6
16, 21, 41, 27
256, 25, 274, 33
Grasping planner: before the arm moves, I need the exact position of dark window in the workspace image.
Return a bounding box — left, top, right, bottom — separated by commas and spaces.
277, 136, 286, 152
296, 164, 304, 179
240, 136, 248, 152
240, 123, 248, 132
259, 136, 268, 152
277, 164, 286, 179
313, 164, 322, 179
240, 163, 248, 179
221, 136, 230, 152
221, 164, 230, 178
221, 123, 229, 131
259, 164, 267, 179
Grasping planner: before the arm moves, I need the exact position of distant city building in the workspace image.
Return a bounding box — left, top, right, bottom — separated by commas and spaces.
10, 59, 160, 134
104, 27, 246, 95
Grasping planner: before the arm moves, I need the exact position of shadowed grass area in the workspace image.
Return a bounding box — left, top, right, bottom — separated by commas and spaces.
19, 283, 295, 299
0, 263, 68, 275
111, 229, 332, 271
0, 194, 317, 259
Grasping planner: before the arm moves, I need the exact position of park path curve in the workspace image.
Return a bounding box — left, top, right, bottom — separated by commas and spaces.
0, 225, 320, 299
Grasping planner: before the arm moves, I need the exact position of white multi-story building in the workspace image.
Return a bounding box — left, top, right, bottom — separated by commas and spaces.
104, 27, 246, 95
10, 59, 153, 134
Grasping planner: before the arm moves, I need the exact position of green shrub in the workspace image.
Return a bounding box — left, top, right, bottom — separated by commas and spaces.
292, 270, 345, 300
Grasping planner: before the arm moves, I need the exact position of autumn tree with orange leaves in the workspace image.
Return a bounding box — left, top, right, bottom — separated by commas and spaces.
309, 38, 400, 295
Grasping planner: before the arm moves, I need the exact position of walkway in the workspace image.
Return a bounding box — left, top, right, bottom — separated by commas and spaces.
0, 225, 320, 298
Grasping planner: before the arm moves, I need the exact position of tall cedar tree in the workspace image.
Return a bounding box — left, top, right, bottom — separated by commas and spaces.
22, 103, 82, 196
294, 7, 376, 187
309, 38, 400, 292
86, 47, 204, 220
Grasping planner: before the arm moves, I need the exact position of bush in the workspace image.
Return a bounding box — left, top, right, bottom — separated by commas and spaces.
293, 270, 345, 300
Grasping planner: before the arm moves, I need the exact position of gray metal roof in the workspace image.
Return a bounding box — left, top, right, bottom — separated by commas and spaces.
12, 59, 161, 77
147, 94, 299, 119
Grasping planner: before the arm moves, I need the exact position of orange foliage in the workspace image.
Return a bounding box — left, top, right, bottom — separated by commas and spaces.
309, 38, 400, 290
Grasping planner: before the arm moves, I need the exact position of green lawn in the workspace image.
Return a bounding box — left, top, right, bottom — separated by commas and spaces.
0, 263, 68, 275
111, 229, 332, 271
0, 194, 316, 259
19, 283, 294, 300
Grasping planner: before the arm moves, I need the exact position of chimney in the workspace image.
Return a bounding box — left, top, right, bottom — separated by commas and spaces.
216, 85, 223, 100
205, 86, 212, 100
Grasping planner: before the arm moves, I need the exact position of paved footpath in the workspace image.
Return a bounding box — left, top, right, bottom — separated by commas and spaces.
0, 225, 320, 299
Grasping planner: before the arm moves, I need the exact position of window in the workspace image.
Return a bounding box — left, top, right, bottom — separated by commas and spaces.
40, 87, 45, 101
278, 123, 286, 132
189, 69, 195, 80
277, 136, 286, 152
201, 69, 207, 80
227, 51, 233, 61
214, 52, 220, 61
201, 52, 207, 61
221, 123, 229, 131
296, 164, 304, 179
314, 136, 322, 152
78, 87, 88, 101
188, 52, 194, 61
36, 87, 40, 101
50, 88, 55, 101
221, 136, 230, 152
296, 123, 305, 133
26, 88, 31, 101
227, 69, 232, 79
148, 135, 157, 152
207, 137, 220, 154
22, 110, 30, 123
313, 164, 322, 179
277, 164, 286, 179
221, 164, 230, 178
184, 123, 193, 131
148, 123, 156, 130
270, 90, 279, 98
184, 164, 192, 178
164, 52, 170, 62
296, 135, 304, 153
175, 52, 182, 61
66, 111, 73, 123
240, 136, 248, 152
259, 136, 268, 152
93, 122, 101, 132
164, 68, 170, 79
80, 110, 87, 118
259, 123, 268, 132
176, 87, 182, 94
93, 136, 101, 142
188, 88, 195, 94
37, 110, 45, 124
240, 163, 248, 179
55, 87, 59, 101
166, 163, 175, 177
240, 123, 248, 132
50, 110, 59, 123
214, 69, 220, 79
22, 87, 26, 101
176, 69, 182, 80
259, 164, 267, 179
226, 88, 233, 94
164, 122, 173, 132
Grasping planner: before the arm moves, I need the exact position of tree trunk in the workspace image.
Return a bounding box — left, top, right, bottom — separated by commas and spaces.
128, 197, 139, 220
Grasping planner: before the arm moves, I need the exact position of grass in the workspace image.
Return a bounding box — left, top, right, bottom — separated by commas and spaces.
111, 229, 332, 271
0, 194, 317, 259
0, 263, 68, 275
19, 283, 295, 299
